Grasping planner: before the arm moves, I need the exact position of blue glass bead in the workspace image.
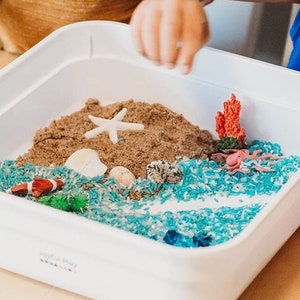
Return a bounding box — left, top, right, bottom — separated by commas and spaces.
163, 230, 180, 245
193, 233, 212, 247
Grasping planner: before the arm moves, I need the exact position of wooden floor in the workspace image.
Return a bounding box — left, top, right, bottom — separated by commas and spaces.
0, 50, 299, 300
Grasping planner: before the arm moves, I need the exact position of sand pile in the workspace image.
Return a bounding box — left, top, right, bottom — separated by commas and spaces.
17, 99, 217, 178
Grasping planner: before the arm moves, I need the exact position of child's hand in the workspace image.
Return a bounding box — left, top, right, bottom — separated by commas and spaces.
130, 0, 210, 74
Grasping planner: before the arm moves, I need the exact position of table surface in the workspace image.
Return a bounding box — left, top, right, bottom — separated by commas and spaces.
0, 50, 299, 300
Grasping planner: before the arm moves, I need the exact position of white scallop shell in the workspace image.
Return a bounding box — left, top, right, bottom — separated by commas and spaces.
65, 148, 107, 178
109, 166, 135, 188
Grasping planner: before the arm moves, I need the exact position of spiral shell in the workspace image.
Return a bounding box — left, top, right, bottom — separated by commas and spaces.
146, 160, 182, 184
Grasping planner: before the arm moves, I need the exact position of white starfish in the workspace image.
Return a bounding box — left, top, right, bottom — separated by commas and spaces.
84, 108, 144, 144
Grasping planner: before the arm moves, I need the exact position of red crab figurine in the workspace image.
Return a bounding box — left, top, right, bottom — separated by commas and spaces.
7, 178, 64, 198
212, 149, 282, 174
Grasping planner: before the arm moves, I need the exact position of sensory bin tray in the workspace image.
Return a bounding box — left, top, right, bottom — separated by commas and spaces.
0, 21, 300, 300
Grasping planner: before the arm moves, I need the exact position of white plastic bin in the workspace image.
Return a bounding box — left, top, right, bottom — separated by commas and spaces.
0, 21, 299, 300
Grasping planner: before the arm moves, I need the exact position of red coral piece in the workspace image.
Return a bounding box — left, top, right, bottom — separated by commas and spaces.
215, 93, 246, 142
215, 111, 226, 139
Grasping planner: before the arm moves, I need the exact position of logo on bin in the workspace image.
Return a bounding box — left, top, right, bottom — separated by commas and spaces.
39, 250, 77, 273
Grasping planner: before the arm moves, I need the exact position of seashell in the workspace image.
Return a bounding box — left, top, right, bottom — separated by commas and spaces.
65, 148, 107, 178
146, 160, 182, 184
109, 166, 135, 188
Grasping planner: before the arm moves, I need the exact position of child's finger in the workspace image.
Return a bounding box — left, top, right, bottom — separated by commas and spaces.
141, 8, 161, 64
159, 1, 182, 68
130, 4, 146, 55
177, 4, 210, 74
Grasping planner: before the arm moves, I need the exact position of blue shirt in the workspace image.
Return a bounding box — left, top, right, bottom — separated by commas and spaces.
287, 9, 300, 71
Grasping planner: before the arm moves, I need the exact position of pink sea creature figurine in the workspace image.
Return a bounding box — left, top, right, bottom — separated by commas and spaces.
212, 149, 282, 175
7, 178, 64, 198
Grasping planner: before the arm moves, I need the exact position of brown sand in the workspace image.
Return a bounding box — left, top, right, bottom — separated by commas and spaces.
17, 99, 217, 178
